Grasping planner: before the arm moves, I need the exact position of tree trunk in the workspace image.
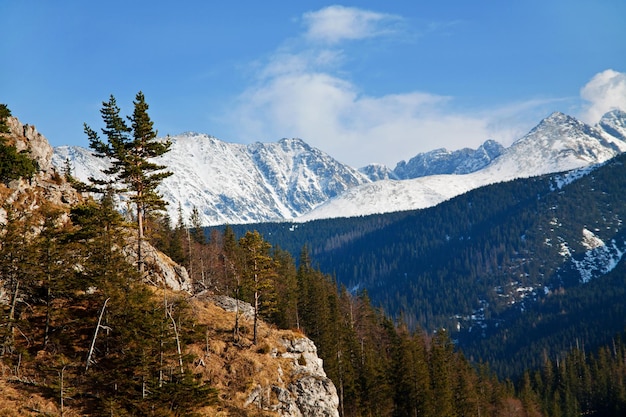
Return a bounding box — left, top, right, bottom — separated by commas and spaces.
137, 203, 144, 274
86, 298, 110, 372
166, 306, 184, 376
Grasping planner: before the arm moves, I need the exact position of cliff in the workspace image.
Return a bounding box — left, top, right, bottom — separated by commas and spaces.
192, 294, 339, 416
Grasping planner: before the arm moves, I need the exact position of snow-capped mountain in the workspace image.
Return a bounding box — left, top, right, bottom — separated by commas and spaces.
393, 139, 505, 179
53, 134, 370, 225
53, 110, 626, 226
298, 111, 626, 222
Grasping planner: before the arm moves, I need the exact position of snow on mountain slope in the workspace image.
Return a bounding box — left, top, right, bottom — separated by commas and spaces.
598, 109, 626, 143
53, 110, 626, 225
481, 112, 624, 179
297, 111, 626, 222
393, 139, 505, 179
53, 133, 370, 226
295, 174, 482, 222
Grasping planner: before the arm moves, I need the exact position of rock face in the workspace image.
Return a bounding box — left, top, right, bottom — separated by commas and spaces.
54, 134, 371, 226
393, 139, 505, 179
243, 334, 340, 417
208, 295, 340, 417
6, 117, 55, 174
123, 237, 192, 292
277, 336, 340, 417
0, 117, 82, 226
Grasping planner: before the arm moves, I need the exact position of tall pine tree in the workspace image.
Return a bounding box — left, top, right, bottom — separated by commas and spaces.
84, 92, 172, 273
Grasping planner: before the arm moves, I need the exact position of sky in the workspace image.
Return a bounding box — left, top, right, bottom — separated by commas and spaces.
2, 1, 626, 168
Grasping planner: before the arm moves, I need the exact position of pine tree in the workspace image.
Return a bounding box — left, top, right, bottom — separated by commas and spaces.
84, 92, 172, 273
239, 231, 278, 345
0, 103, 11, 134
189, 205, 205, 243
271, 247, 299, 329
429, 329, 456, 417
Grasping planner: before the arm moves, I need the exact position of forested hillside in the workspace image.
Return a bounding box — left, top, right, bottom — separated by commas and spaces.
216, 152, 626, 380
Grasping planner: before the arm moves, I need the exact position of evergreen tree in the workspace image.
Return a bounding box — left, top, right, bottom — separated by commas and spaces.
239, 230, 278, 345
69, 195, 216, 414
271, 247, 299, 329
189, 205, 205, 243
0, 103, 11, 134
429, 329, 456, 417
84, 92, 172, 273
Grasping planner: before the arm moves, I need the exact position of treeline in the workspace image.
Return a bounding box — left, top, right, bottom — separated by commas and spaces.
518, 332, 626, 417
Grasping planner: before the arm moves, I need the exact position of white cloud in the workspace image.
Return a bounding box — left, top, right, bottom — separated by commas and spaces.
229, 68, 506, 167
580, 69, 626, 123
225, 6, 562, 168
302, 5, 402, 44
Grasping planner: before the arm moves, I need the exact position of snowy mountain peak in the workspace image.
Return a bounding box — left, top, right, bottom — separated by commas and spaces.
299, 110, 626, 222
599, 109, 626, 141
53, 110, 626, 226
54, 134, 370, 226
392, 139, 505, 179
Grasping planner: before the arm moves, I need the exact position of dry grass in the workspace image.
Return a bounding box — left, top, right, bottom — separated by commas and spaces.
184, 294, 305, 416
0, 288, 306, 416
0, 379, 77, 417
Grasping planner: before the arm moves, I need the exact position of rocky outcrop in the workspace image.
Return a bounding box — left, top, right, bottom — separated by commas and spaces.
205, 295, 340, 417
242, 334, 340, 417
0, 117, 82, 226
201, 293, 256, 320
6, 117, 55, 174
123, 237, 192, 292
276, 336, 340, 417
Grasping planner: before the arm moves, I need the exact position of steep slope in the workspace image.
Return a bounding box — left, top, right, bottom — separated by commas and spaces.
53, 134, 370, 226
299, 111, 626, 221
598, 109, 626, 142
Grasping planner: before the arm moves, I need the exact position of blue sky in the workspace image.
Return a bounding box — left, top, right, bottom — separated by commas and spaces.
2, 1, 625, 167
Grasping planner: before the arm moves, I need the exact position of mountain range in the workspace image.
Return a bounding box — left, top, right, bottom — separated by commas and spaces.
52, 109, 626, 226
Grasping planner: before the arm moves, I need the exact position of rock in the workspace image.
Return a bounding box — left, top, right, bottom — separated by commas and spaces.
289, 375, 339, 417
6, 117, 54, 174
277, 335, 339, 417
197, 293, 256, 320
123, 237, 192, 292
206, 296, 340, 417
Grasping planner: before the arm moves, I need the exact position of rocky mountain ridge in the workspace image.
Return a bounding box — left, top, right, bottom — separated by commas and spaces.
53, 109, 626, 226
298, 110, 626, 221
54, 134, 371, 226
